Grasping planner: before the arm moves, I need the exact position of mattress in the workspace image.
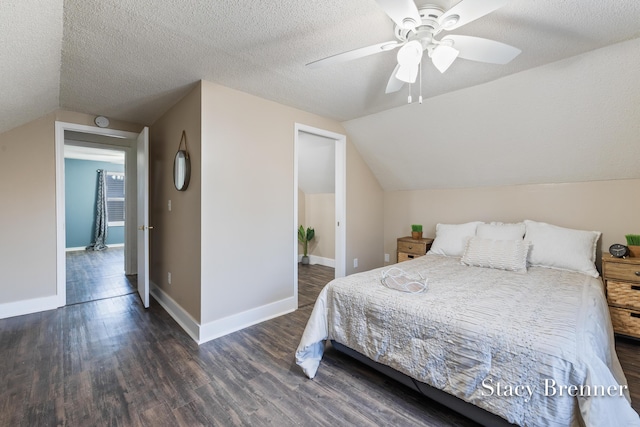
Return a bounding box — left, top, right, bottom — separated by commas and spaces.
296, 254, 640, 426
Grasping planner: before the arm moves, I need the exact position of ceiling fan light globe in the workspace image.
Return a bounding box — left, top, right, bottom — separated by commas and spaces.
396, 40, 423, 67
432, 45, 459, 73
395, 64, 419, 83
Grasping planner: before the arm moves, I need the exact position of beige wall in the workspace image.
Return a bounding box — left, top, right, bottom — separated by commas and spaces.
0, 110, 142, 306
0, 84, 384, 325
0, 114, 57, 303
149, 84, 202, 321
346, 140, 385, 273
56, 110, 142, 133
199, 81, 384, 324
303, 193, 335, 259
384, 179, 640, 271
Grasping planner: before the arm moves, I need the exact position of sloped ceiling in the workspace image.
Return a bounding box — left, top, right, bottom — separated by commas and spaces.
344, 37, 640, 190
2, 0, 640, 189
0, 0, 63, 133
298, 132, 336, 194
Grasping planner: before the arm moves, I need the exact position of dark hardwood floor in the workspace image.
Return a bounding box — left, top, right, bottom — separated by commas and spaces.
1, 264, 638, 426
298, 263, 335, 308
66, 247, 136, 305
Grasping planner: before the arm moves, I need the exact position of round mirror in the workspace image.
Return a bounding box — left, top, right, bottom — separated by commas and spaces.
173, 150, 191, 191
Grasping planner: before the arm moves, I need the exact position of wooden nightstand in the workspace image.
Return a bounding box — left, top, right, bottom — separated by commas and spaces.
602, 256, 640, 339
397, 236, 434, 263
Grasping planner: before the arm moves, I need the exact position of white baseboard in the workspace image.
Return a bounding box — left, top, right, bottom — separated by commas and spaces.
199, 296, 296, 345
0, 294, 60, 320
149, 281, 200, 342
65, 243, 125, 252
298, 255, 335, 268
150, 281, 296, 345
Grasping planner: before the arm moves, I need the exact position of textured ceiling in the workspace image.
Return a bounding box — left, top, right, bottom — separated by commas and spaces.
0, 0, 62, 133
2, 0, 640, 135
2, 0, 640, 191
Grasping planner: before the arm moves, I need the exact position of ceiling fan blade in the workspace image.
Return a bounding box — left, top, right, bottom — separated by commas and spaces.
376, 0, 421, 30
442, 35, 521, 64
439, 0, 508, 31
385, 64, 405, 93
306, 41, 400, 69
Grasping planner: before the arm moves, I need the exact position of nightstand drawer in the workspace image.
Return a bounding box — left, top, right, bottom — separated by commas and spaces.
609, 307, 640, 338
604, 262, 640, 283
398, 252, 423, 263
607, 280, 640, 310
398, 240, 427, 255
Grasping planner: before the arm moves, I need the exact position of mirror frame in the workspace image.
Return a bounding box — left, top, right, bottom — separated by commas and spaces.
173, 150, 191, 191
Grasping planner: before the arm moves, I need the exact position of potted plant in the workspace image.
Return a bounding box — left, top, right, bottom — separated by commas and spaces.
626, 234, 640, 258
411, 224, 423, 240
298, 225, 315, 265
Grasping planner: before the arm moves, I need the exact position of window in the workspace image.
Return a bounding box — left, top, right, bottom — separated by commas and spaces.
106, 171, 125, 226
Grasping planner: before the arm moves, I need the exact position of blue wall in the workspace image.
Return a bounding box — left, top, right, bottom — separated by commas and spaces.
65, 159, 125, 248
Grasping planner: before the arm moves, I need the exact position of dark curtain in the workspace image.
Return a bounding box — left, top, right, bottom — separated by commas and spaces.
86, 169, 109, 251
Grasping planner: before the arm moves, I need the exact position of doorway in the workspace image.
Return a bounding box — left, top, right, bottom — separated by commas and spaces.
63, 143, 134, 304
294, 123, 346, 308
54, 122, 148, 308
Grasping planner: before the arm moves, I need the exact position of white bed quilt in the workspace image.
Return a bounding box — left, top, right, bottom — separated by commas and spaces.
296, 254, 640, 427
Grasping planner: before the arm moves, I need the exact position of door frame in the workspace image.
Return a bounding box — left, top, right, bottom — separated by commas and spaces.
135, 127, 150, 308
54, 121, 140, 307
294, 123, 346, 305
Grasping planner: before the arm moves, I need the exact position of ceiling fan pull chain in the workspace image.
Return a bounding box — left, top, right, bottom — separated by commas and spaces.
419, 59, 423, 104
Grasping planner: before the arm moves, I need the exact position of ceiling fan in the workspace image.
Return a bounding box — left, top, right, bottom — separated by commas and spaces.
307, 0, 521, 94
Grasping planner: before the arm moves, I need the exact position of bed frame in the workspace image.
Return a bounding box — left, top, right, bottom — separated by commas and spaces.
331, 340, 516, 427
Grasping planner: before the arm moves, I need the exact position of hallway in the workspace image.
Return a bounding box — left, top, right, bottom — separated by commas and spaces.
66, 247, 136, 305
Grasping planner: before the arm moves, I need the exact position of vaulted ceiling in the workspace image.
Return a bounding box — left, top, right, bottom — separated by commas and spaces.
3, 0, 640, 189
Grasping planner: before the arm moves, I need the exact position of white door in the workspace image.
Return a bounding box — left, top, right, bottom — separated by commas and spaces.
136, 127, 150, 308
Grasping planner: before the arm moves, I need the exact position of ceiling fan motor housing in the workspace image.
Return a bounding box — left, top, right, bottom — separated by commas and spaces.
395, 7, 444, 42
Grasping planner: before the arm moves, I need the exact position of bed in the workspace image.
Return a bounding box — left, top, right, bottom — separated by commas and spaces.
296, 220, 640, 427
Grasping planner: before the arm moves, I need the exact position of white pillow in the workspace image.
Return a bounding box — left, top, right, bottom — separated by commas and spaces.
429, 222, 483, 257
476, 222, 525, 240
461, 237, 530, 273
523, 220, 601, 277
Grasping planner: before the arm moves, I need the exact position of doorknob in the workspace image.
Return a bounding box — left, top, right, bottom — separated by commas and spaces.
138, 225, 154, 230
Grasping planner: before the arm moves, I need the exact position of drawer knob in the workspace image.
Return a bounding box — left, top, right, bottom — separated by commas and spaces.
408, 246, 413, 249
636, 271, 640, 277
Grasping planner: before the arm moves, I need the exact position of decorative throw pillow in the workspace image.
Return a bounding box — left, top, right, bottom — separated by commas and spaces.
429, 222, 483, 257
523, 220, 601, 277
461, 237, 530, 273
476, 222, 526, 240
